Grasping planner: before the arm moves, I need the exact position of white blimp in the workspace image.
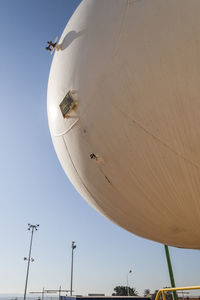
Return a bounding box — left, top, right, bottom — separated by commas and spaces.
47, 0, 200, 249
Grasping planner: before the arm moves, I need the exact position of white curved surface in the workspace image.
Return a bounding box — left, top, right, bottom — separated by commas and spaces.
48, 0, 200, 249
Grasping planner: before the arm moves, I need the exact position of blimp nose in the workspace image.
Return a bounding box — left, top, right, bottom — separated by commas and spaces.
47, 0, 200, 249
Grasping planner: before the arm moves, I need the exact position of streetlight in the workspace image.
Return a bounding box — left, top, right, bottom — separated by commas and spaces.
70, 241, 76, 296
23, 224, 39, 300
127, 270, 132, 296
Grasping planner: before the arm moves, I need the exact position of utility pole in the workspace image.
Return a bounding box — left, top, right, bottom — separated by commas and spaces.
127, 270, 132, 296
42, 288, 45, 300
23, 224, 39, 300
58, 286, 61, 300
164, 245, 178, 300
70, 241, 76, 296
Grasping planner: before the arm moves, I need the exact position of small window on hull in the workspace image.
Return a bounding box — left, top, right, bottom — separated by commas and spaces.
59, 90, 76, 118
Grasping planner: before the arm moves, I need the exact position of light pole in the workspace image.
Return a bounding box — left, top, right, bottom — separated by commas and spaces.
23, 224, 39, 300
127, 270, 132, 296
70, 241, 76, 296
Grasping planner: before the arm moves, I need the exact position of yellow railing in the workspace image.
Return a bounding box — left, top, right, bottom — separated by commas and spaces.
155, 286, 200, 300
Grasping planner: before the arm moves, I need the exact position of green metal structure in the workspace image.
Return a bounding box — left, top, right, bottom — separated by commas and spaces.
164, 245, 178, 300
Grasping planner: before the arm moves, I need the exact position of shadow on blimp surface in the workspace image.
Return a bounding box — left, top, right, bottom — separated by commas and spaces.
61, 30, 85, 50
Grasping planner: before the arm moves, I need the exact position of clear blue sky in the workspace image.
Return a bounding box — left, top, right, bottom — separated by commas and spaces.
0, 0, 200, 297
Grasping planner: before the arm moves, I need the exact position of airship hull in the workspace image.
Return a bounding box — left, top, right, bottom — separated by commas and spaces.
48, 0, 200, 249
